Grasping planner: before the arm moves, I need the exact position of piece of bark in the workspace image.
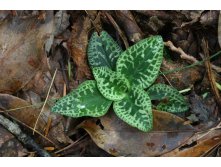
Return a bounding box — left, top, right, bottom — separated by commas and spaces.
115, 11, 143, 43
0, 125, 27, 157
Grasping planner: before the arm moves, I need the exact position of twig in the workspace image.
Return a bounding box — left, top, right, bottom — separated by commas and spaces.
201, 38, 221, 108
33, 68, 57, 135
164, 41, 221, 73
0, 114, 51, 157
159, 70, 173, 87
55, 134, 87, 154
103, 11, 129, 48
1, 98, 57, 113
3, 112, 56, 146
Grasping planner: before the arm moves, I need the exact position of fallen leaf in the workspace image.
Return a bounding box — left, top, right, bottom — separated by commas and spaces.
79, 110, 194, 156
0, 94, 71, 148
54, 10, 70, 36
189, 91, 217, 129
200, 11, 219, 27
71, 15, 92, 81
0, 10, 11, 22
162, 129, 221, 157
0, 11, 54, 94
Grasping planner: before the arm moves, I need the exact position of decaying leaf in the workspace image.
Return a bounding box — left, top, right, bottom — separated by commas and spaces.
0, 125, 27, 157
71, 16, 92, 81
162, 129, 221, 157
0, 11, 54, 94
79, 110, 194, 156
189, 91, 217, 126
0, 94, 71, 147
54, 10, 70, 36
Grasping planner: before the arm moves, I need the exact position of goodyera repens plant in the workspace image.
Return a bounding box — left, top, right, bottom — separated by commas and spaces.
52, 31, 189, 132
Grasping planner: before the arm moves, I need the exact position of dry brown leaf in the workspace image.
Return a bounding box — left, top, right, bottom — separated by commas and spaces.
0, 11, 54, 94
0, 94, 71, 148
162, 129, 221, 157
79, 110, 194, 157
71, 16, 92, 81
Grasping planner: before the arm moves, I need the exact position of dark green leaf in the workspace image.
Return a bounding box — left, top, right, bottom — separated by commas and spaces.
113, 86, 153, 132
147, 83, 189, 113
116, 35, 164, 89
51, 80, 112, 117
87, 31, 123, 70
93, 67, 130, 101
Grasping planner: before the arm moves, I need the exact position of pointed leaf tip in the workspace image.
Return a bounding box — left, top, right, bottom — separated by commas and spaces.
116, 35, 164, 89
113, 86, 153, 132
147, 83, 189, 113
87, 31, 123, 70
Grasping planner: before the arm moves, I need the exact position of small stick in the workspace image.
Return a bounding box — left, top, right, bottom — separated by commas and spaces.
3, 112, 56, 146
0, 114, 51, 157
164, 41, 221, 73
103, 11, 129, 49
201, 38, 221, 108
33, 68, 57, 135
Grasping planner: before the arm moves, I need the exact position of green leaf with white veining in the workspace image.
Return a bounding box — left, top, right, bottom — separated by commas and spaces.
87, 31, 123, 70
113, 86, 153, 132
116, 35, 164, 89
93, 67, 130, 101
51, 80, 112, 117
147, 83, 189, 113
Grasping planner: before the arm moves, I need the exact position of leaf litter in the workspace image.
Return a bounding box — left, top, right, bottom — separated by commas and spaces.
0, 10, 221, 156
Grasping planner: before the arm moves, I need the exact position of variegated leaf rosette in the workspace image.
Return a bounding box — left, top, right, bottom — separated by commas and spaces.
52, 31, 189, 132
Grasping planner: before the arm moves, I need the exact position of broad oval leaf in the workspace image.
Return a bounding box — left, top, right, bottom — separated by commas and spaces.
51, 80, 112, 117
113, 86, 152, 132
87, 31, 123, 70
116, 35, 164, 89
93, 67, 130, 101
147, 83, 189, 113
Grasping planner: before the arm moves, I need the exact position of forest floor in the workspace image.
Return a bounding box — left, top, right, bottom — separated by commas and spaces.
0, 10, 221, 157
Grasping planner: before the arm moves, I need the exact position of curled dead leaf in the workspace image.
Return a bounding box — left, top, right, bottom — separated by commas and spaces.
162, 129, 221, 157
